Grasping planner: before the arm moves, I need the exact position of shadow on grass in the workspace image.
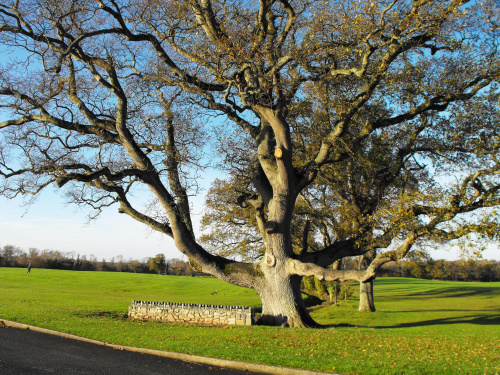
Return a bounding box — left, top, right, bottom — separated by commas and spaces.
377, 284, 500, 303
375, 314, 500, 328
377, 279, 435, 285
320, 314, 500, 329
404, 286, 499, 298
302, 292, 324, 308
76, 311, 129, 320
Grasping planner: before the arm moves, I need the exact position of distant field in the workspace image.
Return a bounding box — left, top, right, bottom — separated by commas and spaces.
0, 268, 499, 374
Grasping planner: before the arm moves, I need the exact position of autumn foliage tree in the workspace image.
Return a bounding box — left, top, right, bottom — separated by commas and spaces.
147, 253, 167, 274
1, 0, 499, 327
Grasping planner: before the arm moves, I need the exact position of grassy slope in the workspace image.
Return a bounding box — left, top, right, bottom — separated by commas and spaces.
0, 268, 499, 375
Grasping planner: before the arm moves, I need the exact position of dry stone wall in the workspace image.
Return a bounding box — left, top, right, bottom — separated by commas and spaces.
128, 301, 255, 326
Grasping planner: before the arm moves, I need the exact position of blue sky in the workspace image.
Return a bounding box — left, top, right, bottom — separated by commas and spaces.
0, 17, 497, 264
0, 188, 192, 261
1, 186, 498, 262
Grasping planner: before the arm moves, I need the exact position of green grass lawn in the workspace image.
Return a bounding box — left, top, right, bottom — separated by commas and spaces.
1, 268, 499, 374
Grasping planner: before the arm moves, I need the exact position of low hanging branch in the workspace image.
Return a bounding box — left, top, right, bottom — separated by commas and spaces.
288, 232, 417, 283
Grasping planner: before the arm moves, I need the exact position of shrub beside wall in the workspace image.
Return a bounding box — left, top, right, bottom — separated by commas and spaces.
128, 301, 255, 326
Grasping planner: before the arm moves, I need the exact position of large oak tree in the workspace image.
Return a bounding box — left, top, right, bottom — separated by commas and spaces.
0, 0, 499, 327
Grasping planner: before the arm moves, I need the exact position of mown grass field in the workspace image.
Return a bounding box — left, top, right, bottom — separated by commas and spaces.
0, 268, 499, 374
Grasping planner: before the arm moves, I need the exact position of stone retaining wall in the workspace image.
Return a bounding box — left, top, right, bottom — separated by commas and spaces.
128, 301, 255, 326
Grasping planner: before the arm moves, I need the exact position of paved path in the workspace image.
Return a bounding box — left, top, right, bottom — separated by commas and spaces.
0, 326, 264, 375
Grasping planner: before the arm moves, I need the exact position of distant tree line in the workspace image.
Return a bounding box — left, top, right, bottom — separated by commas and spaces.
0, 245, 195, 275
380, 259, 500, 282
311, 256, 500, 283
2, 244, 498, 282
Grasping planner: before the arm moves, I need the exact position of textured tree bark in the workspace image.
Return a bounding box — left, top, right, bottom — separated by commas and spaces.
359, 249, 376, 312
256, 191, 318, 327
359, 279, 376, 312
258, 267, 317, 327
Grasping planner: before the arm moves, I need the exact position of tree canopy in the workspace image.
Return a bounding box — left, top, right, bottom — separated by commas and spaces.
0, 0, 499, 327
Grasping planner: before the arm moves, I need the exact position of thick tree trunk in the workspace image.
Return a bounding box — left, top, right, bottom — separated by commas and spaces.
251, 109, 319, 327
359, 279, 376, 312
359, 250, 376, 312
258, 268, 318, 327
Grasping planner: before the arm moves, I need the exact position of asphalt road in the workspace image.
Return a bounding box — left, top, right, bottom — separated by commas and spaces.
0, 326, 265, 375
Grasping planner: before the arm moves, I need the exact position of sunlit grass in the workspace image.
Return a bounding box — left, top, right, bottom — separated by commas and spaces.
1, 268, 499, 374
